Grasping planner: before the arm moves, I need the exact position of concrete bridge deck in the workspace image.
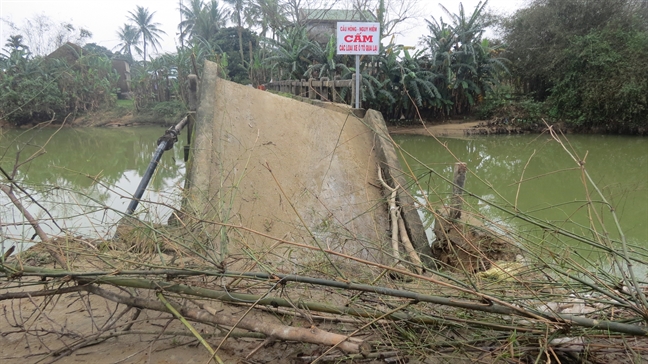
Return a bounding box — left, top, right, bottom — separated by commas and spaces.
183, 61, 427, 272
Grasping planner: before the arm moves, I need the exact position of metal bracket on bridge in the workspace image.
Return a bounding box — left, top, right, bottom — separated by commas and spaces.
157, 128, 179, 151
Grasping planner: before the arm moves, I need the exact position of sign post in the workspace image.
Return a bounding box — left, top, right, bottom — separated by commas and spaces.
336, 22, 380, 109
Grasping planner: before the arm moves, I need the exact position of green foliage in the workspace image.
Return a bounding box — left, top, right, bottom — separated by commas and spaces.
548, 26, 648, 128
261, 1, 505, 122
127, 6, 167, 64
362, 44, 442, 120
0, 46, 118, 125
115, 24, 141, 64
476, 85, 547, 127
129, 56, 181, 111
304, 35, 350, 80
151, 100, 187, 118
211, 27, 258, 84
503, 0, 648, 130
82, 43, 114, 59
179, 0, 230, 45
266, 26, 312, 81
360, 1, 506, 121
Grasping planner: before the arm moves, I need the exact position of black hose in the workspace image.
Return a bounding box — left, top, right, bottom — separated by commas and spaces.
125, 141, 168, 215
125, 117, 188, 215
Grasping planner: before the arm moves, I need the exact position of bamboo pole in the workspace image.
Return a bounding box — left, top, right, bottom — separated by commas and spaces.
4, 264, 648, 336
86, 285, 363, 353
450, 162, 467, 219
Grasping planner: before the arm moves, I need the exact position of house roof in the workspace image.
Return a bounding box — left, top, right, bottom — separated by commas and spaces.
301, 9, 377, 22
46, 42, 83, 64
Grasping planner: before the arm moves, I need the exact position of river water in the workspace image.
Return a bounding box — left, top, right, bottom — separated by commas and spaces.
392, 133, 648, 263
0, 126, 185, 251
1, 127, 646, 261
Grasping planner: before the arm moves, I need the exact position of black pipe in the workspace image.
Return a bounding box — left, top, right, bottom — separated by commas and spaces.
125, 117, 188, 215
125, 142, 168, 215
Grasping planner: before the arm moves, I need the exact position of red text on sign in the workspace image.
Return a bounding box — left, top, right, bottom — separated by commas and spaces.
343, 34, 374, 43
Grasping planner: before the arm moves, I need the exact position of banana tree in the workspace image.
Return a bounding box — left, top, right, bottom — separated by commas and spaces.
266, 26, 312, 80
304, 35, 349, 79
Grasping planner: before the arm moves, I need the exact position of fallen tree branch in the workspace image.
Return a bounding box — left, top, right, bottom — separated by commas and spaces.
398, 214, 423, 274
378, 165, 423, 272
378, 166, 401, 261
6, 265, 647, 336
157, 292, 224, 364
0, 284, 85, 300
84, 285, 363, 353
76, 274, 648, 336
0, 184, 67, 267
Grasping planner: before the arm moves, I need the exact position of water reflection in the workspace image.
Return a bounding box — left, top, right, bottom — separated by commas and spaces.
392, 134, 648, 255
1, 127, 185, 249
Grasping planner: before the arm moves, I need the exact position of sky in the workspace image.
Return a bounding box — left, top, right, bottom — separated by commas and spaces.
0, 0, 527, 57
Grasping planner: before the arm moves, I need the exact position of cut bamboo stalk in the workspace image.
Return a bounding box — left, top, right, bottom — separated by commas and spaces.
450, 162, 467, 219
87, 285, 363, 354
378, 166, 401, 261
398, 215, 423, 274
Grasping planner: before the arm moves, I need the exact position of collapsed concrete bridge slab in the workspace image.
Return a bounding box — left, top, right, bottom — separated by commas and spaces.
183, 61, 428, 273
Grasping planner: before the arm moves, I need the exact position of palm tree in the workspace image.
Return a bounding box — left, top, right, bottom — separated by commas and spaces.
247, 0, 287, 40
179, 0, 230, 45
115, 24, 141, 63
4, 35, 29, 53
224, 0, 247, 63
127, 6, 167, 64
178, 0, 206, 47
305, 35, 348, 79
1, 35, 31, 72
421, 1, 499, 115
193, 1, 230, 42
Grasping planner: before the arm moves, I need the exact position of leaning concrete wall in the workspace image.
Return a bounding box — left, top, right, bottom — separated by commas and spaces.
185, 61, 398, 271
364, 110, 433, 268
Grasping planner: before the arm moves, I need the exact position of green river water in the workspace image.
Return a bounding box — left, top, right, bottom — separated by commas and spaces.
1, 127, 646, 261
1, 126, 185, 250
392, 133, 647, 263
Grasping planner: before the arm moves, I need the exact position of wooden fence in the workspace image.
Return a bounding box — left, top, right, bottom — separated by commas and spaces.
264, 75, 361, 106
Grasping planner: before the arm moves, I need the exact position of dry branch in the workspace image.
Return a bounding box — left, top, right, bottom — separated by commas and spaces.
85, 285, 363, 353
0, 284, 85, 300
398, 215, 423, 273
450, 162, 467, 219
378, 165, 422, 270
76, 271, 648, 336
378, 166, 401, 261
0, 184, 67, 267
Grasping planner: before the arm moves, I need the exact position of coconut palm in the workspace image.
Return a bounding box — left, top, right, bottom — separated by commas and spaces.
246, 0, 287, 39
115, 24, 141, 63
4, 35, 29, 54
224, 0, 247, 63
178, 0, 206, 46
194, 1, 230, 42
179, 0, 230, 45
127, 6, 167, 64
1, 35, 31, 74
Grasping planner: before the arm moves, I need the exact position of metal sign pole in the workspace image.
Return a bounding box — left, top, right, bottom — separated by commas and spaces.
355, 55, 360, 109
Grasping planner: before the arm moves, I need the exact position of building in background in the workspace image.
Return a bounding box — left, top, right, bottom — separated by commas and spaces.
300, 9, 377, 43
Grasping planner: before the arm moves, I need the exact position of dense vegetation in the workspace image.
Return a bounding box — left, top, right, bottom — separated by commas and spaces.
1, 0, 647, 132
0, 39, 118, 124
501, 0, 648, 132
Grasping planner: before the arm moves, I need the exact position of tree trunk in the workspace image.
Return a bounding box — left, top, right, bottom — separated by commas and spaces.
237, 24, 245, 68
